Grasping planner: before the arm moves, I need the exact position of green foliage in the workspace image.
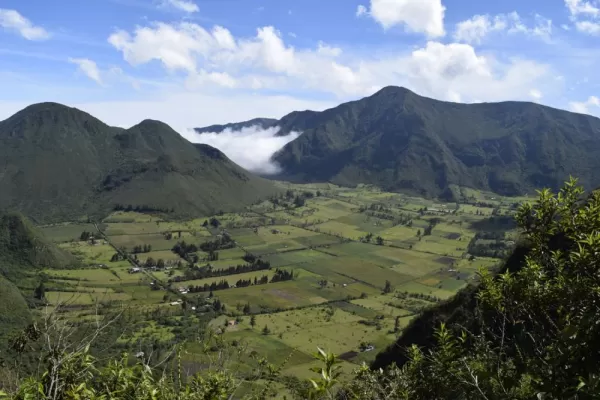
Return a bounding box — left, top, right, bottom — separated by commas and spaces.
355, 178, 600, 399
0, 103, 280, 223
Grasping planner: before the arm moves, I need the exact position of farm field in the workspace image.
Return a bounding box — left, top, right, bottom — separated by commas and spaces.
37, 183, 523, 391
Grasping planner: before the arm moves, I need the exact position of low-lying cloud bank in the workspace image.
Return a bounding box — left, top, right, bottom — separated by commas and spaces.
183, 126, 301, 175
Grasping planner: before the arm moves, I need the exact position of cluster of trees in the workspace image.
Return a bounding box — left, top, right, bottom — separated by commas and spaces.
270, 189, 317, 209
113, 204, 174, 214
360, 232, 385, 245
467, 231, 513, 258
186, 268, 292, 293
171, 241, 198, 259
142, 257, 165, 269
163, 231, 182, 240
202, 217, 221, 228
109, 252, 125, 262
199, 233, 235, 252
270, 268, 294, 283
79, 231, 95, 241
170, 258, 271, 283
131, 244, 152, 254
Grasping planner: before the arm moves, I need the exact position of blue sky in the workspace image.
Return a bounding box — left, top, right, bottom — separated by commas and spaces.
1, 0, 600, 133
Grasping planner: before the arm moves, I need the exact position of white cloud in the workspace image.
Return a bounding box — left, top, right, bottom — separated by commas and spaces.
189, 126, 301, 174
529, 89, 543, 100
569, 95, 600, 114
186, 70, 237, 88
575, 20, 600, 34
317, 41, 342, 57
69, 58, 103, 85
106, 19, 556, 103
161, 0, 199, 13
565, 0, 600, 36
565, 0, 600, 17
454, 12, 552, 44
356, 5, 368, 17
358, 0, 446, 38
0, 9, 50, 40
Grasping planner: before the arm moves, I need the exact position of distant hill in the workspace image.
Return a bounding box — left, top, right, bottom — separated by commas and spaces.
194, 118, 279, 134
208, 86, 600, 197
0, 103, 280, 223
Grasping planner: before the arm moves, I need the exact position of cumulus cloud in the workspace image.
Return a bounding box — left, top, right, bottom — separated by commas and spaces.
564, 0, 600, 35
356, 0, 446, 38
106, 19, 555, 103
0, 8, 50, 40
186, 126, 301, 174
575, 20, 600, 34
454, 12, 552, 44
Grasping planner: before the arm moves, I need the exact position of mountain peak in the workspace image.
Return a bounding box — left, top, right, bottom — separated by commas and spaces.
8, 102, 94, 121
371, 86, 416, 98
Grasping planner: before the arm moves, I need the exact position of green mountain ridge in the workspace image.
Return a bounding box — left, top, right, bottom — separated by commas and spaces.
198, 86, 600, 197
194, 117, 279, 134
0, 103, 280, 223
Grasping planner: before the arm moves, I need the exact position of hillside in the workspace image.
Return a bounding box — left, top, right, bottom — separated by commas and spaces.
0, 103, 280, 223
0, 211, 77, 280
202, 87, 600, 197
0, 211, 76, 339
0, 276, 31, 339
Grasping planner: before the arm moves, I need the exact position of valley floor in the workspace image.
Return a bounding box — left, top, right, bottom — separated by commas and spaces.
37, 183, 521, 397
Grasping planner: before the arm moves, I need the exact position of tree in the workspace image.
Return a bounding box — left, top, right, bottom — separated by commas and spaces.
243, 303, 251, 314
365, 233, 373, 243
250, 315, 256, 329
262, 325, 271, 335
157, 259, 165, 269
376, 236, 384, 246
34, 281, 46, 301
393, 316, 400, 333
145, 257, 156, 268
383, 280, 393, 294
294, 196, 305, 208
80, 231, 91, 241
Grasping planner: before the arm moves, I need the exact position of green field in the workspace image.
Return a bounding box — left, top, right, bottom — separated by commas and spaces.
38, 183, 523, 387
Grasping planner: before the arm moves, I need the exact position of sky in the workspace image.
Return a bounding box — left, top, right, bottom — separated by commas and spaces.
1, 0, 600, 171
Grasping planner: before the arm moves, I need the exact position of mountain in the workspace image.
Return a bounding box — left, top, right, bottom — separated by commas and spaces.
0, 103, 280, 223
209, 87, 600, 197
194, 118, 279, 134
194, 110, 322, 137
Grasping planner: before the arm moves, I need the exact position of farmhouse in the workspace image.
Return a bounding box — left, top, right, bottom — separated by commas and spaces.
129, 267, 141, 274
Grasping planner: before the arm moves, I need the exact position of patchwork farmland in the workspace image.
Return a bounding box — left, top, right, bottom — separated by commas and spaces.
38, 183, 521, 390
